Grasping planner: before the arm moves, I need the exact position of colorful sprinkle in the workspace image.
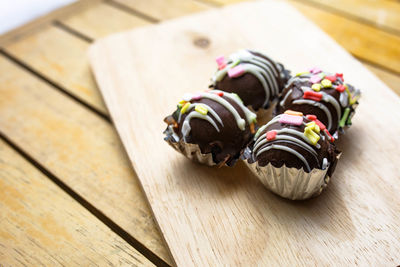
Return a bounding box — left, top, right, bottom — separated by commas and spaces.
314, 119, 326, 131
228, 65, 245, 78
309, 67, 322, 74
336, 73, 343, 80
325, 75, 337, 82
324, 129, 335, 142
284, 110, 303, 116
178, 100, 186, 108
279, 114, 303, 126
231, 59, 240, 67
296, 71, 309, 76
250, 123, 256, 134
321, 79, 332, 88
213, 91, 224, 97
180, 102, 190, 114
216, 55, 225, 66
336, 84, 346, 93
306, 114, 317, 121
195, 104, 208, 115
218, 63, 227, 70
318, 73, 326, 79
304, 126, 320, 146
303, 91, 323, 101
310, 75, 322, 84
192, 94, 202, 100
339, 107, 351, 128
266, 130, 277, 141
311, 83, 322, 92
306, 121, 320, 134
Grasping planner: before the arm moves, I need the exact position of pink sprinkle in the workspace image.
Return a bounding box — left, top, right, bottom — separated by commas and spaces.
218, 63, 227, 70
228, 65, 245, 78
310, 75, 322, 84
279, 114, 303, 126
192, 94, 202, 100
309, 67, 322, 74
216, 55, 225, 66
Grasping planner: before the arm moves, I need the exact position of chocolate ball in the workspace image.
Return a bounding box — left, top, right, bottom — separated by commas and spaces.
275, 68, 360, 137
164, 90, 257, 166
210, 50, 291, 111
250, 111, 339, 174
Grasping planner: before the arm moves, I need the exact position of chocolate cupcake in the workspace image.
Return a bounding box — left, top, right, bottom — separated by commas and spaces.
245, 110, 340, 200
210, 49, 290, 111
164, 90, 257, 167
275, 68, 360, 138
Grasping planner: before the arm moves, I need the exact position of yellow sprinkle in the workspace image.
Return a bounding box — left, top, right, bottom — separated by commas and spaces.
306, 121, 320, 134
304, 127, 320, 145
296, 71, 309, 76
180, 102, 190, 114
195, 104, 208, 115
311, 83, 322, 92
284, 110, 303, 116
321, 79, 332, 88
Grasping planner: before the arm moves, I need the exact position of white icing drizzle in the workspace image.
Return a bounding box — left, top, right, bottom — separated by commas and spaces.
254, 115, 282, 140
219, 90, 257, 124
292, 99, 333, 131
182, 112, 220, 137
298, 87, 342, 127
201, 92, 246, 130
212, 49, 281, 107
339, 90, 349, 107
178, 90, 256, 138
256, 144, 311, 172
254, 134, 318, 159
322, 158, 329, 170
279, 89, 292, 107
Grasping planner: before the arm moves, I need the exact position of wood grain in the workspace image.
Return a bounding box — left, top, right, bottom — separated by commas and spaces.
0, 139, 153, 266
290, 0, 400, 74
0, 56, 172, 265
113, 0, 209, 20
60, 2, 151, 39
89, 1, 400, 265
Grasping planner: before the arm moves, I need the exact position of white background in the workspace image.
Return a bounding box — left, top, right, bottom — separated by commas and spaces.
0, 0, 76, 34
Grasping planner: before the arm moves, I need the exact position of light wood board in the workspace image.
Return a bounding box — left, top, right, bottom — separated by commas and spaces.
89, 1, 400, 265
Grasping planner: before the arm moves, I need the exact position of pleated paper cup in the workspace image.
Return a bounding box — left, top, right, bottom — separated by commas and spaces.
164, 135, 216, 166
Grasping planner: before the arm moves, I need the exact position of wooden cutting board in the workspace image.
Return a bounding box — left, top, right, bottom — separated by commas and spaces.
88, 1, 400, 265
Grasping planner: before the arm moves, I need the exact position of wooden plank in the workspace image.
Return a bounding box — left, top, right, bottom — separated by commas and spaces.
0, 56, 172, 265
60, 2, 150, 39
89, 1, 400, 265
0, 139, 153, 266
290, 0, 400, 74
363, 64, 400, 96
301, 0, 400, 33
113, 0, 209, 20
3, 26, 107, 114
0, 0, 102, 47
207, 0, 400, 33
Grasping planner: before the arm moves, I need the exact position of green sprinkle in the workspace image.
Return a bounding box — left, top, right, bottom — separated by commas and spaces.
296, 71, 309, 76
339, 107, 351, 128
231, 59, 240, 67
347, 114, 352, 125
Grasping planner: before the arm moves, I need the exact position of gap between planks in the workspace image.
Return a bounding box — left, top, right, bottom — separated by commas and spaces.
0, 2, 398, 264
0, 128, 169, 267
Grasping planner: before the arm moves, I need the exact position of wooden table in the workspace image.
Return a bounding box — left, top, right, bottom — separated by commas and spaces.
0, 0, 399, 265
